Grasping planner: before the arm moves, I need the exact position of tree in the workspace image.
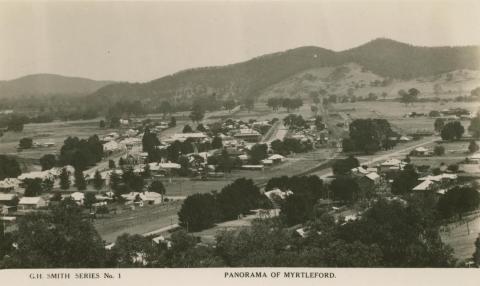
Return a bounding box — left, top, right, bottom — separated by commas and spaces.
437, 186, 480, 219
391, 164, 419, 195
398, 88, 418, 105
189, 103, 205, 123
2, 198, 107, 268
23, 178, 43, 197
330, 177, 360, 203
196, 123, 207, 132
248, 144, 268, 164
18, 137, 33, 149
93, 170, 104, 190
434, 118, 445, 133
178, 193, 217, 232
149, 181, 166, 202
332, 156, 359, 176
243, 98, 254, 112
270, 139, 289, 155
142, 127, 160, 153
267, 97, 281, 111
168, 116, 177, 127
158, 101, 172, 118
109, 234, 155, 267
473, 235, 480, 267
429, 110, 441, 117
0, 155, 22, 180
433, 145, 445, 156
468, 140, 479, 153
223, 99, 236, 112
7, 115, 26, 132
99, 120, 106, 128
348, 119, 394, 153
39, 154, 56, 171
211, 136, 223, 149
142, 163, 151, 178
441, 121, 464, 141
216, 149, 234, 173
182, 124, 193, 133
337, 199, 455, 267
59, 167, 71, 190
310, 105, 318, 115
216, 178, 265, 221
110, 172, 122, 195
108, 159, 116, 169
468, 116, 480, 138
74, 169, 86, 191
84, 192, 97, 210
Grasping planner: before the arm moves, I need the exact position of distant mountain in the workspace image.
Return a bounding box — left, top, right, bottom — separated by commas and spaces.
91, 38, 480, 103
339, 38, 480, 79
0, 74, 114, 98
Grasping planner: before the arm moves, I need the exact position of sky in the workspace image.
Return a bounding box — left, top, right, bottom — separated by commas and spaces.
1, 0, 480, 82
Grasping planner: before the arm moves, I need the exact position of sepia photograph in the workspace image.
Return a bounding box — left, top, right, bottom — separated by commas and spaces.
0, 0, 480, 278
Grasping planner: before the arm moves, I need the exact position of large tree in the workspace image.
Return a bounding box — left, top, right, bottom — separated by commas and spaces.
0, 155, 21, 180
248, 144, 268, 164
93, 170, 104, 190
2, 198, 107, 268
347, 119, 394, 153
441, 121, 464, 141
59, 167, 71, 190
189, 103, 205, 123
178, 193, 218, 232
468, 116, 480, 138
391, 164, 419, 195
149, 180, 166, 202
74, 169, 87, 191
39, 154, 56, 171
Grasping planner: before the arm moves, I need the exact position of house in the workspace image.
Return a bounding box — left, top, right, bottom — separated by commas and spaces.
412, 180, 435, 191
233, 129, 262, 142
267, 154, 285, 163
140, 192, 163, 205
356, 172, 381, 197
0, 193, 17, 206
148, 162, 181, 175
0, 178, 20, 192
241, 165, 264, 170
70, 192, 85, 205
103, 141, 122, 153
18, 171, 54, 182
261, 159, 273, 166
380, 158, 406, 171
264, 188, 293, 202
411, 147, 432, 156
165, 133, 207, 143
18, 197, 47, 211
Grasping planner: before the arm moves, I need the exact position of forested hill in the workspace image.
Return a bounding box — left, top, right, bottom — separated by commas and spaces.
92, 38, 480, 101
0, 74, 114, 98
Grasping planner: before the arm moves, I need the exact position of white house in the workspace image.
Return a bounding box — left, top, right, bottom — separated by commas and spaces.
18, 197, 47, 211
70, 192, 85, 205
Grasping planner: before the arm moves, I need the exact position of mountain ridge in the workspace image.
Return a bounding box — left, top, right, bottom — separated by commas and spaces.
0, 74, 115, 98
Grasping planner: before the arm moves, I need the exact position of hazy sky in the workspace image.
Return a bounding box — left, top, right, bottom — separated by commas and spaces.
1, 0, 480, 82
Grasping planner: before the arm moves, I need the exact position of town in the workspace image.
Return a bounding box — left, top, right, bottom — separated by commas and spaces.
1, 1, 480, 270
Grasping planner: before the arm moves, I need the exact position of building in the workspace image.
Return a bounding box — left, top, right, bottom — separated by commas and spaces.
0, 178, 21, 192
18, 197, 47, 211
233, 129, 262, 143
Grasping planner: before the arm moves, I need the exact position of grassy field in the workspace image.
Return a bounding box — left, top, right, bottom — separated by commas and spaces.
93, 200, 182, 243
160, 147, 336, 197
440, 212, 480, 261
332, 101, 479, 133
